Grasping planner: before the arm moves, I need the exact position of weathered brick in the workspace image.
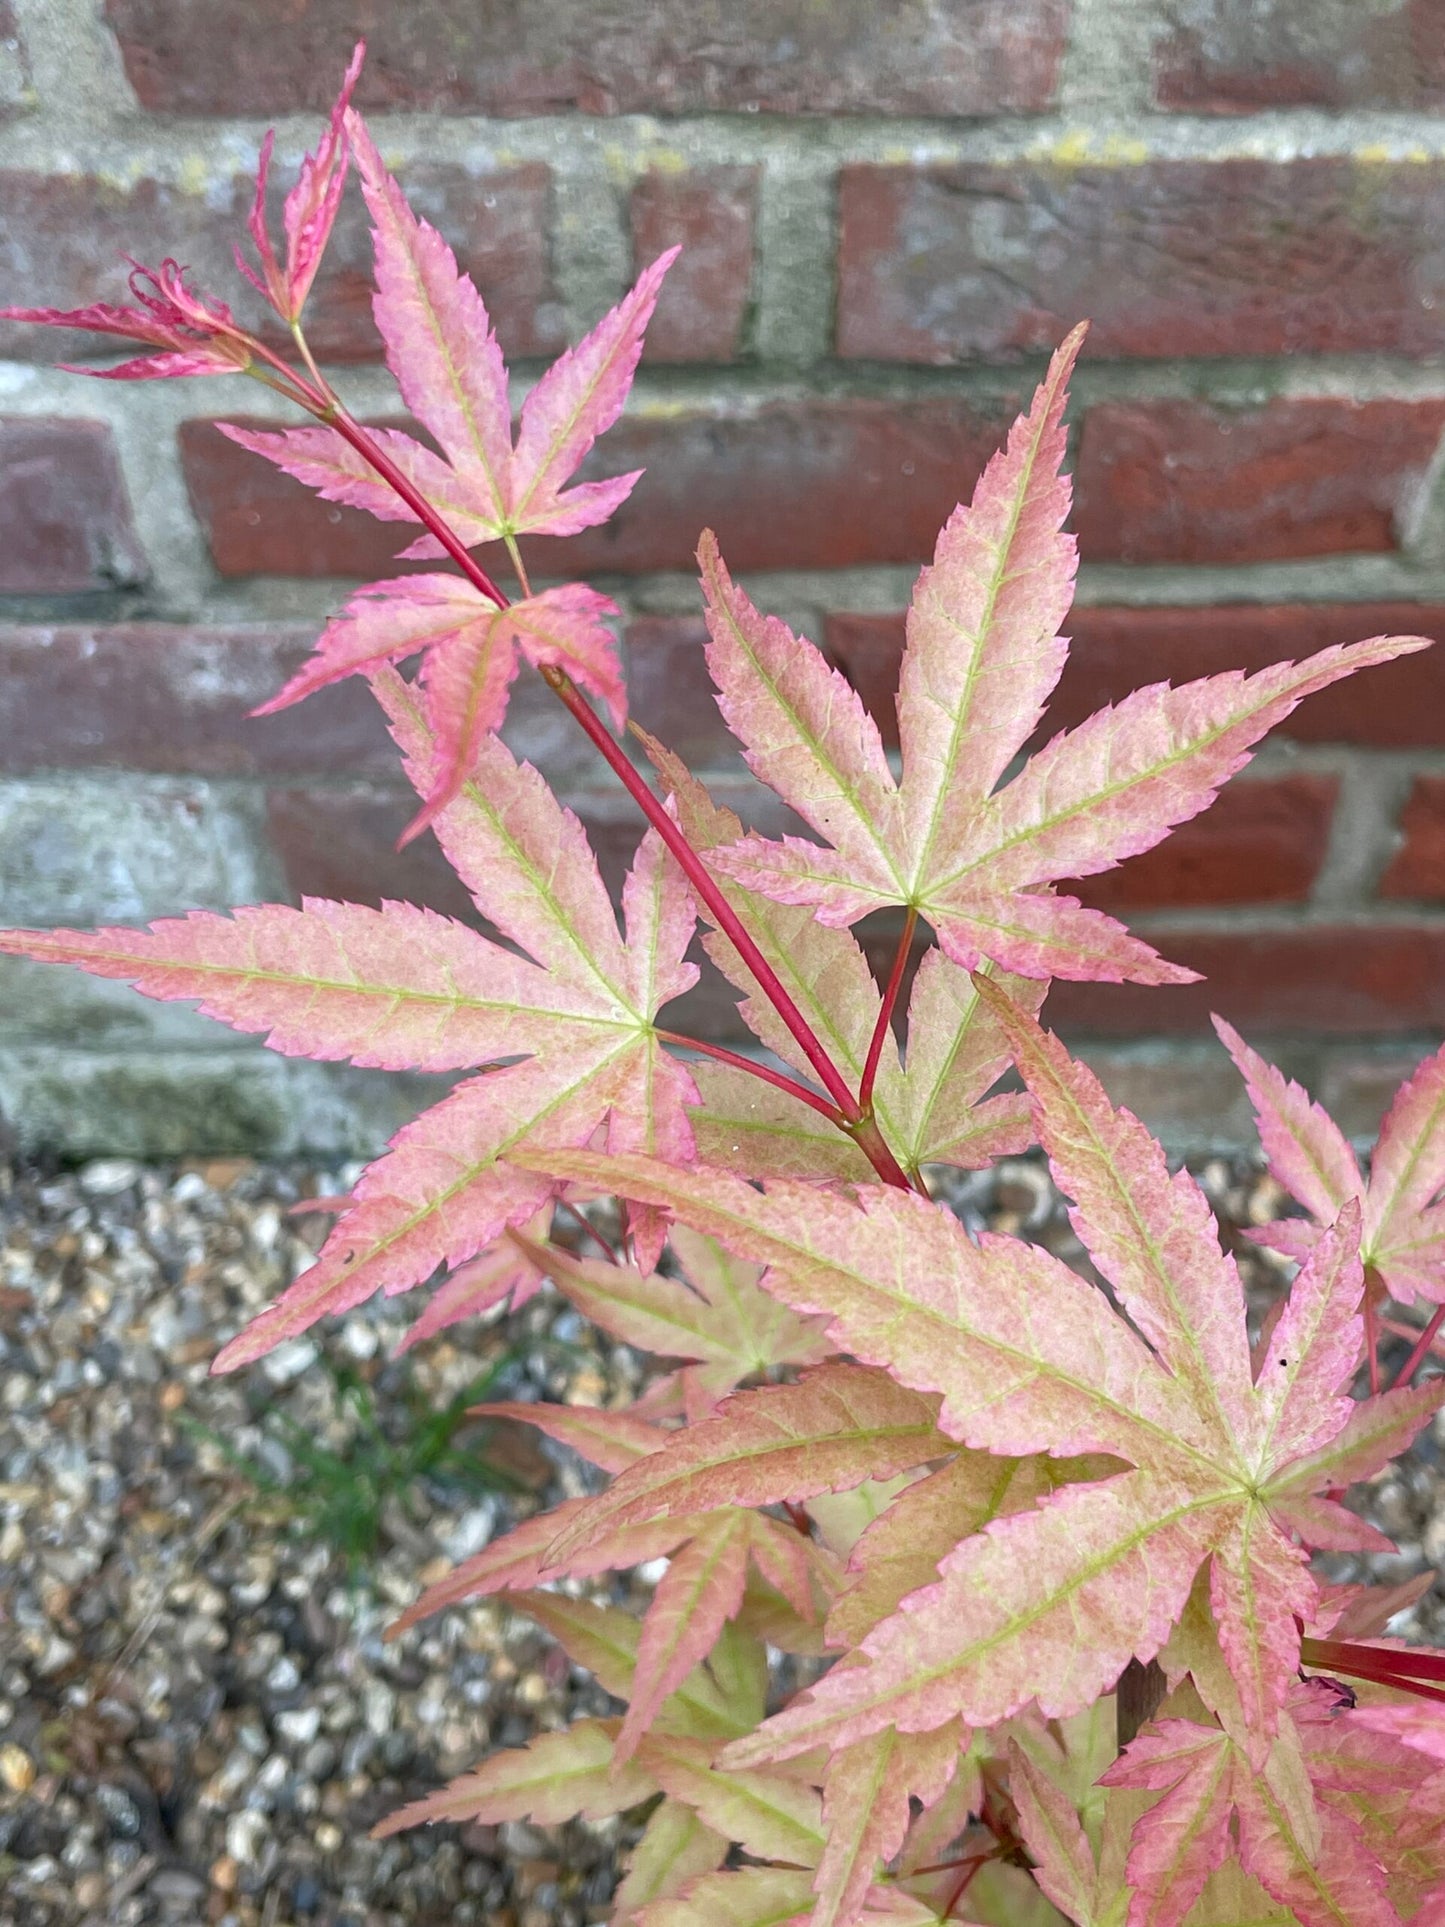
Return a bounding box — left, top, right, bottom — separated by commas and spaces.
0, 776, 272, 924
632, 168, 758, 363
1049, 927, 1445, 1036
104, 0, 1068, 116
181, 398, 1015, 579
1075, 400, 1445, 564
1317, 1044, 1445, 1140
826, 605, 1445, 749
0, 419, 147, 597
1380, 777, 1445, 899
625, 617, 728, 766
266, 785, 487, 928
0, 1048, 442, 1158
1153, 0, 1445, 112
0, 623, 385, 774
0, 3, 32, 117
0, 164, 560, 364
0, 623, 589, 779
837, 158, 1445, 362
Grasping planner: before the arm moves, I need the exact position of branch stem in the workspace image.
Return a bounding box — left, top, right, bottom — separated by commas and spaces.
318, 407, 511, 611
1388, 1302, 1445, 1391
860, 907, 916, 1113
656, 1031, 846, 1123
541, 668, 896, 1147
503, 532, 534, 599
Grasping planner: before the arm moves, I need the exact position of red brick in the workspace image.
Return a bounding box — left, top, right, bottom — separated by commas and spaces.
0, 622, 598, 780
825, 605, 1445, 750
1075, 400, 1445, 565
632, 168, 758, 364
1154, 0, 1445, 112
0, 623, 392, 774
837, 159, 1445, 362
104, 0, 1067, 116
0, 164, 559, 365
1380, 777, 1445, 899
1048, 927, 1445, 1036
0, 419, 147, 597
180, 398, 1016, 580
267, 785, 485, 926
625, 617, 728, 766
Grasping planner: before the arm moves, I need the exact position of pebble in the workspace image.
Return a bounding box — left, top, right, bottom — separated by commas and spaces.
0, 1743, 35, 1792
79, 1158, 141, 1197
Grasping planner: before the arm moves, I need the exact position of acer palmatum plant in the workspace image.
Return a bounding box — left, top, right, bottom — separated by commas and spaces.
4, 43, 1445, 1926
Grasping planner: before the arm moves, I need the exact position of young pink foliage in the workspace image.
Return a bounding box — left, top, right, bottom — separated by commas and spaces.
513, 1231, 830, 1401
372, 1717, 656, 1837
697, 336, 1428, 985
618, 1509, 755, 1763
0, 900, 632, 1073
1006, 1740, 1102, 1927
472, 1398, 668, 1476
824, 1450, 1121, 1650
238, 41, 365, 322
810, 1724, 961, 1927
1219, 1018, 1445, 1308
611, 1800, 729, 1921
257, 574, 624, 840
0, 258, 255, 381
0, 764, 700, 1377
230, 111, 675, 556
519, 1013, 1445, 1770
1101, 1683, 1444, 1927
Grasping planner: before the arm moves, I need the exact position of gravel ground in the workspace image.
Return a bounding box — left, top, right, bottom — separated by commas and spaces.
0, 1152, 1441, 1927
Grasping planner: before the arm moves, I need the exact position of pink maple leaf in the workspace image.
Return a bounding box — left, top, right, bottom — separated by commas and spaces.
223, 112, 676, 555
254, 573, 625, 840
237, 41, 365, 324
690, 328, 1428, 985
0, 257, 256, 381
1100, 1678, 1445, 1927
643, 739, 1039, 1187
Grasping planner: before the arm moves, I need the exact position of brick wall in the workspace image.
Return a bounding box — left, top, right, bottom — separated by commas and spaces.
4, 0, 1445, 1155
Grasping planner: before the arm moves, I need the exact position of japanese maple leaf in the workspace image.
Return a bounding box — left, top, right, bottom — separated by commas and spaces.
0, 669, 697, 1370
237, 40, 365, 323
223, 112, 676, 556
642, 738, 1037, 1185
257, 572, 626, 840
1098, 1679, 1445, 1927
0, 257, 255, 381
1217, 1018, 1445, 1309
518, 991, 1445, 1773
693, 328, 1427, 984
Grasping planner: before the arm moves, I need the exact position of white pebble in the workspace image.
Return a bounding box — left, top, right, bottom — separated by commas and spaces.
79, 1159, 140, 1197
261, 1338, 318, 1387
